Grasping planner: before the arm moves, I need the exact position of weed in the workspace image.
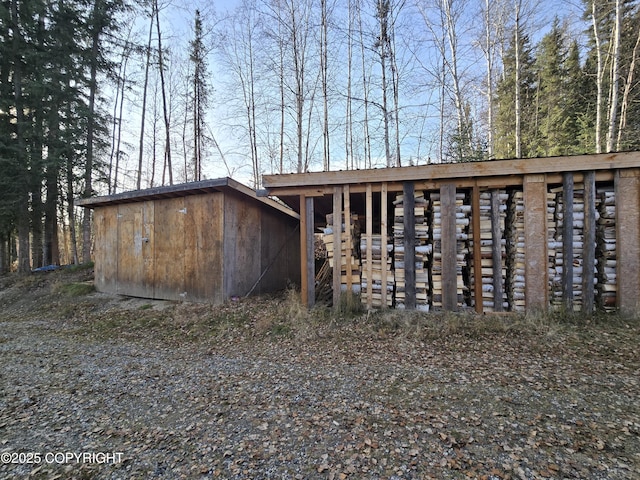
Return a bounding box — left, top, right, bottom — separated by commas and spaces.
53, 282, 95, 297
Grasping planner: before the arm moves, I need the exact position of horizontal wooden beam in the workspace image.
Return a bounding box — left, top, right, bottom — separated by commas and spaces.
262, 151, 640, 190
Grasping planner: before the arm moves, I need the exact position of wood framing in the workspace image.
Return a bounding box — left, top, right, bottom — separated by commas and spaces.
78, 178, 300, 303
260, 152, 640, 315
615, 169, 640, 316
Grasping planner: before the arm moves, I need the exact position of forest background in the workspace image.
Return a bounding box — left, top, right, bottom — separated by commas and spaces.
0, 0, 639, 273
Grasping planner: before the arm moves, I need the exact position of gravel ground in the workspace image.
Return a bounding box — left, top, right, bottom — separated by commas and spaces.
1, 270, 639, 479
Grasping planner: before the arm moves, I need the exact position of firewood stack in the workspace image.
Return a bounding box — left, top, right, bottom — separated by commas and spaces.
546, 189, 561, 309
360, 234, 394, 307
430, 191, 470, 309
506, 190, 526, 312
323, 213, 361, 294
596, 186, 617, 311
469, 191, 508, 311
393, 191, 431, 311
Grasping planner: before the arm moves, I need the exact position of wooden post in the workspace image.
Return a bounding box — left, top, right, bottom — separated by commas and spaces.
471, 185, 483, 313
582, 171, 596, 314
562, 173, 574, 312
524, 174, 548, 313
332, 186, 342, 309
381, 183, 389, 307
365, 184, 373, 309
441, 183, 457, 311
491, 189, 504, 312
403, 182, 416, 310
344, 185, 352, 296
300, 195, 308, 306
615, 168, 640, 317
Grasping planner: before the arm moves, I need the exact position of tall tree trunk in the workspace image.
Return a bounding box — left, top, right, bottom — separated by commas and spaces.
390, 4, 401, 167
606, 0, 621, 153
321, 0, 330, 171
137, 7, 154, 189
514, 0, 522, 159
616, 22, 640, 151
10, 0, 30, 273
346, 0, 354, 169
154, 0, 172, 185
357, 0, 372, 168
484, 0, 494, 157
592, 0, 604, 154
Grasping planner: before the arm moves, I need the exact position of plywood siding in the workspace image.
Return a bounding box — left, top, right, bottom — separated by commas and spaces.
615, 169, 640, 316
154, 197, 186, 300
184, 193, 224, 303
93, 206, 118, 294
259, 206, 300, 293
223, 193, 261, 298
116, 203, 154, 298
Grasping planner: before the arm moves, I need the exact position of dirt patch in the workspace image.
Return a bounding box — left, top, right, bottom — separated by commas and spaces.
0, 269, 639, 479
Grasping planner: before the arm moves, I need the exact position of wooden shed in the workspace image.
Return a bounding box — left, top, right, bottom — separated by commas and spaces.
261, 151, 640, 316
77, 178, 300, 303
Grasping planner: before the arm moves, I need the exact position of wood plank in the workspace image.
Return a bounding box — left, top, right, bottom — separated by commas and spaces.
142, 201, 155, 298
300, 195, 308, 306
184, 193, 222, 302
381, 183, 389, 307
94, 206, 118, 294
305, 196, 315, 307
116, 203, 145, 297
441, 183, 457, 311
491, 189, 504, 312
615, 168, 640, 316
332, 186, 342, 308
154, 197, 186, 301
562, 173, 574, 311
223, 192, 261, 299
365, 184, 373, 309
344, 185, 352, 294
582, 171, 596, 314
403, 182, 416, 310
524, 174, 548, 312
262, 151, 640, 189
471, 185, 483, 313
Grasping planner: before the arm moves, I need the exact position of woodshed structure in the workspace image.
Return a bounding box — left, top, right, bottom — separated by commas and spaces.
77, 178, 300, 303
261, 151, 640, 316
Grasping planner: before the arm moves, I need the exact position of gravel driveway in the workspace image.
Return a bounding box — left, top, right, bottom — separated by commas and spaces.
1, 272, 639, 479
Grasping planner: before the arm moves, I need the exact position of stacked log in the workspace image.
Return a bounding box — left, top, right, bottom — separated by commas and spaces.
393, 191, 431, 311
548, 189, 563, 309
430, 191, 470, 309
470, 191, 508, 311
360, 235, 394, 307
596, 186, 617, 311
322, 213, 361, 294
549, 186, 597, 311
506, 190, 526, 312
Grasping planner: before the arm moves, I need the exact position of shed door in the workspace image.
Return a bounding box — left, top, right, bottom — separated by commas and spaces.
116, 202, 154, 298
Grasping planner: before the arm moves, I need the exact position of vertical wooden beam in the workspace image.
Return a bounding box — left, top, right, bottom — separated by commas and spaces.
615, 168, 640, 317
381, 183, 389, 307
403, 181, 416, 310
524, 174, 548, 313
365, 184, 373, 309
582, 171, 596, 314
344, 185, 353, 297
441, 183, 458, 311
562, 173, 574, 312
332, 186, 342, 309
306, 197, 316, 307
491, 189, 504, 312
300, 195, 308, 306
471, 184, 483, 313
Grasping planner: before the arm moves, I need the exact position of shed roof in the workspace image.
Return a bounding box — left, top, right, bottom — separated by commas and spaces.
76, 177, 299, 220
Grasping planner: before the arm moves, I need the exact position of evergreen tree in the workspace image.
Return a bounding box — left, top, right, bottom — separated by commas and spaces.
494, 29, 536, 159
534, 17, 568, 157
189, 9, 209, 182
